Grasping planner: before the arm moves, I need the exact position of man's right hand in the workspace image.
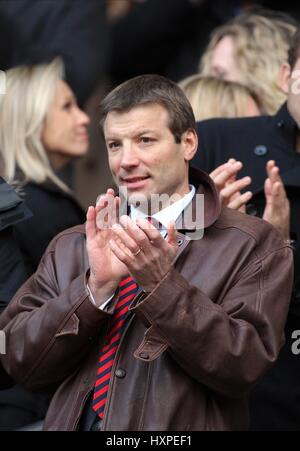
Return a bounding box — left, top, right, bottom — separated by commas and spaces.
86, 188, 128, 306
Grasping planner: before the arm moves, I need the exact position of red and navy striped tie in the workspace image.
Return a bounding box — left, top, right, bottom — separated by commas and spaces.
92, 276, 138, 419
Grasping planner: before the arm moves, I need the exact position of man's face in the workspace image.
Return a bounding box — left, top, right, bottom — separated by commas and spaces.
287, 57, 300, 128
104, 103, 197, 210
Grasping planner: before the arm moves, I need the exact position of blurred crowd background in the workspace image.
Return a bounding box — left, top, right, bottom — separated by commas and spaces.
1, 0, 298, 209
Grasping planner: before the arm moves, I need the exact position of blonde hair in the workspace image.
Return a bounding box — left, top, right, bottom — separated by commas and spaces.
200, 13, 297, 115
179, 74, 260, 121
0, 58, 69, 191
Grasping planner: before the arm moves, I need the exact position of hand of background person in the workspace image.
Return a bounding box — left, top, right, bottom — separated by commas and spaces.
263, 161, 290, 240
109, 216, 178, 293
86, 188, 128, 305
210, 159, 252, 212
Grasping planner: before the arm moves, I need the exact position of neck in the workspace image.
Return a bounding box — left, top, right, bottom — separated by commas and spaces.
47, 153, 71, 171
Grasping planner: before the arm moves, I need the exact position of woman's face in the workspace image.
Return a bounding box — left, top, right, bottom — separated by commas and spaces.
42, 80, 90, 168
210, 35, 241, 82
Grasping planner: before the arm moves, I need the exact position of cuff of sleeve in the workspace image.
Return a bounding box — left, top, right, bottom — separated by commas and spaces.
87, 283, 115, 311
53, 272, 112, 341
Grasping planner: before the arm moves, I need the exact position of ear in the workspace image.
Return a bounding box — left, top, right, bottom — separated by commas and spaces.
182, 128, 198, 162
279, 63, 292, 95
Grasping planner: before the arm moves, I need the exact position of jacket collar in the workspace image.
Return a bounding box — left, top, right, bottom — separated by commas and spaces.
179, 165, 221, 231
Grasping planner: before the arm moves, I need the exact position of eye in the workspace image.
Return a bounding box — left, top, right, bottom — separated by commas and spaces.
140, 136, 154, 144
62, 101, 72, 111
108, 141, 121, 150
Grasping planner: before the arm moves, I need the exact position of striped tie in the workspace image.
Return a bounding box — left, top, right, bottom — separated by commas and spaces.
92, 276, 138, 419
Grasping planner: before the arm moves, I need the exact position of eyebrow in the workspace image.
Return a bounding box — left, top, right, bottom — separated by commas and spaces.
61, 93, 76, 103
136, 129, 157, 135
105, 129, 159, 141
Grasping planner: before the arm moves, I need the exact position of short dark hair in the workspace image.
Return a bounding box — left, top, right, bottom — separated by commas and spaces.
288, 29, 300, 69
99, 74, 196, 143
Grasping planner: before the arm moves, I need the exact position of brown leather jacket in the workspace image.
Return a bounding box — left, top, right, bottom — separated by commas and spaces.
0, 169, 293, 431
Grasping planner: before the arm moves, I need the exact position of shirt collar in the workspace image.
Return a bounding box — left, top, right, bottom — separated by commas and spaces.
130, 185, 196, 230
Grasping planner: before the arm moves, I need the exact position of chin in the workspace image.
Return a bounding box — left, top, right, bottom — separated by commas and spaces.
73, 145, 89, 156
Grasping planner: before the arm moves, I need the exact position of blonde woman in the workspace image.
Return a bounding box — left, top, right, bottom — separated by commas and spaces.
199, 11, 297, 114
179, 74, 261, 121
0, 58, 90, 275
0, 58, 90, 432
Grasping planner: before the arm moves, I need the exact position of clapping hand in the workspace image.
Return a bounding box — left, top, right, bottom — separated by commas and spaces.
263, 161, 290, 240
86, 188, 128, 305
210, 159, 252, 212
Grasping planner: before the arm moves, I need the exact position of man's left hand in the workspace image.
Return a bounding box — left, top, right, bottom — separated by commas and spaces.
109, 216, 179, 292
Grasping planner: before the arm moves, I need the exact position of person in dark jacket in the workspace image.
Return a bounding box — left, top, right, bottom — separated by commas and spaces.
0, 178, 31, 313
0, 178, 31, 390
192, 28, 300, 431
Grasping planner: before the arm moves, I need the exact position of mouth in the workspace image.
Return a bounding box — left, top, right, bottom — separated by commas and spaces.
76, 133, 89, 141
120, 176, 150, 189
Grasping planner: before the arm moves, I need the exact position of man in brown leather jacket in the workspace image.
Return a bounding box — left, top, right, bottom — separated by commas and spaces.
0, 75, 293, 431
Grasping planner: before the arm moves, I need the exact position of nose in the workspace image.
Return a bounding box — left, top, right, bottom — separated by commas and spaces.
75, 106, 90, 126
120, 142, 139, 169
